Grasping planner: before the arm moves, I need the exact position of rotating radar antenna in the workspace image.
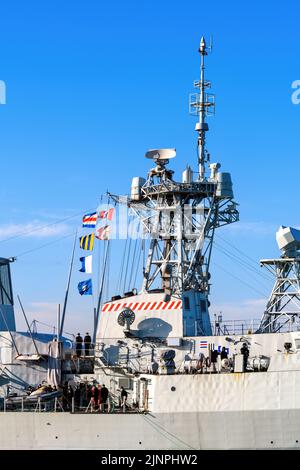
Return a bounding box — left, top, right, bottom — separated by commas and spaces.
117, 308, 135, 333
145, 148, 176, 182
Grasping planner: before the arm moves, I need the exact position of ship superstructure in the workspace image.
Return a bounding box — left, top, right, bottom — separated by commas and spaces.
1, 38, 300, 450
105, 36, 238, 338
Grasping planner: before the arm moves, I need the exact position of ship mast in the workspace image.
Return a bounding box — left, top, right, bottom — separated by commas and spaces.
110, 38, 239, 336
196, 36, 213, 181
259, 226, 300, 333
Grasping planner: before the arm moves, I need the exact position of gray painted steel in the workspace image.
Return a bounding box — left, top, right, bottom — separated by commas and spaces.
0, 410, 299, 450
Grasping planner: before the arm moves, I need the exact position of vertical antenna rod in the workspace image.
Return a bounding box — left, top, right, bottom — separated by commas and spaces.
198, 36, 208, 180
59, 230, 77, 338
57, 304, 61, 342
192, 36, 214, 180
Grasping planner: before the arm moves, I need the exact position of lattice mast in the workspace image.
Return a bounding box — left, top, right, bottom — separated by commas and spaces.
259, 226, 300, 333
132, 39, 238, 288
111, 38, 239, 334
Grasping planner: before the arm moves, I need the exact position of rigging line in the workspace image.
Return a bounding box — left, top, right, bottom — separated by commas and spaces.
213, 245, 271, 286
107, 243, 111, 288
102, 243, 113, 338
123, 237, 132, 294
142, 237, 147, 276
29, 319, 75, 338
106, 242, 111, 301
0, 207, 96, 244
96, 241, 110, 316
213, 238, 259, 270
117, 238, 128, 294
213, 241, 273, 283
215, 232, 272, 273
97, 216, 108, 302
212, 260, 268, 298
140, 414, 196, 450
128, 237, 139, 291
97, 231, 102, 301
95, 241, 111, 341
13, 233, 74, 258
213, 250, 271, 295
213, 246, 273, 290
133, 241, 142, 289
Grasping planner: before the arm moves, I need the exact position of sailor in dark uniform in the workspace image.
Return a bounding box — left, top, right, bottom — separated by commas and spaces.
240, 343, 249, 371
84, 332, 92, 356
75, 333, 83, 357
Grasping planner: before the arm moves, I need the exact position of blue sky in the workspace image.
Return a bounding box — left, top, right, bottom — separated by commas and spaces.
0, 0, 299, 335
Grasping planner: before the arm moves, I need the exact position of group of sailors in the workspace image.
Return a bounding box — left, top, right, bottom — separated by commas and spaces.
75, 332, 93, 357
190, 343, 250, 374
210, 343, 250, 372
62, 382, 129, 413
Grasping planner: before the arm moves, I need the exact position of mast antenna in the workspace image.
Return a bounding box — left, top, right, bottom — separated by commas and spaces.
189, 35, 215, 180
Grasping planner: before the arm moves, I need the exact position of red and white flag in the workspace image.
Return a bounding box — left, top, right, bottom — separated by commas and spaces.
98, 208, 115, 221
82, 211, 97, 228
96, 225, 110, 240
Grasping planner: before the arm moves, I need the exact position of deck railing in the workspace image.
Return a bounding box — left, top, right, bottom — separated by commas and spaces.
211, 319, 261, 336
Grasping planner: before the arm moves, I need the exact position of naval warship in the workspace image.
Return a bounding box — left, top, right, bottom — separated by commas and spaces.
0, 37, 300, 450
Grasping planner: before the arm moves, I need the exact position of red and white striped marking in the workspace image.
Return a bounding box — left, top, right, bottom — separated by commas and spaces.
101, 300, 182, 313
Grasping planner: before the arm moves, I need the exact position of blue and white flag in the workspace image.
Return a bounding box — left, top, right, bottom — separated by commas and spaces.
79, 255, 92, 274
78, 279, 93, 296
218, 345, 229, 354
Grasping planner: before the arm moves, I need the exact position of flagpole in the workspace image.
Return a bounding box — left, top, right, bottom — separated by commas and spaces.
57, 303, 61, 342
59, 230, 77, 337
93, 307, 96, 351
94, 239, 110, 344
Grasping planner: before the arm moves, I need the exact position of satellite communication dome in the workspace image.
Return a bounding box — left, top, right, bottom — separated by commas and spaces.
276, 226, 300, 256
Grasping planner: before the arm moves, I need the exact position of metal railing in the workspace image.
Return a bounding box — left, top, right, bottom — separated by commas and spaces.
1, 390, 139, 414
211, 319, 261, 336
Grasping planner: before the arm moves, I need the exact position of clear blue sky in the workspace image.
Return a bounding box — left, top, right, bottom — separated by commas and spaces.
0, 0, 299, 335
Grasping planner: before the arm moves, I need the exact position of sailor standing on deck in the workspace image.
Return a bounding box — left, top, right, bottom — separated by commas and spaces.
100, 384, 109, 412
91, 383, 99, 411
75, 333, 83, 357
240, 343, 249, 371
220, 347, 228, 359
120, 386, 128, 413
84, 332, 92, 356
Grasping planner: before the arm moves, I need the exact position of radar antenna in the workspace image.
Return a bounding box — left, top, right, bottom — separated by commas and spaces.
145, 148, 176, 182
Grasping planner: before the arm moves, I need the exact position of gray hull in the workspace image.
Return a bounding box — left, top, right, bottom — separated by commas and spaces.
0, 410, 299, 450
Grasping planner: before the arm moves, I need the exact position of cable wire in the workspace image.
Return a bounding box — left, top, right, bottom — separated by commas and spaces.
13, 233, 74, 258
212, 260, 268, 297
0, 207, 95, 244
